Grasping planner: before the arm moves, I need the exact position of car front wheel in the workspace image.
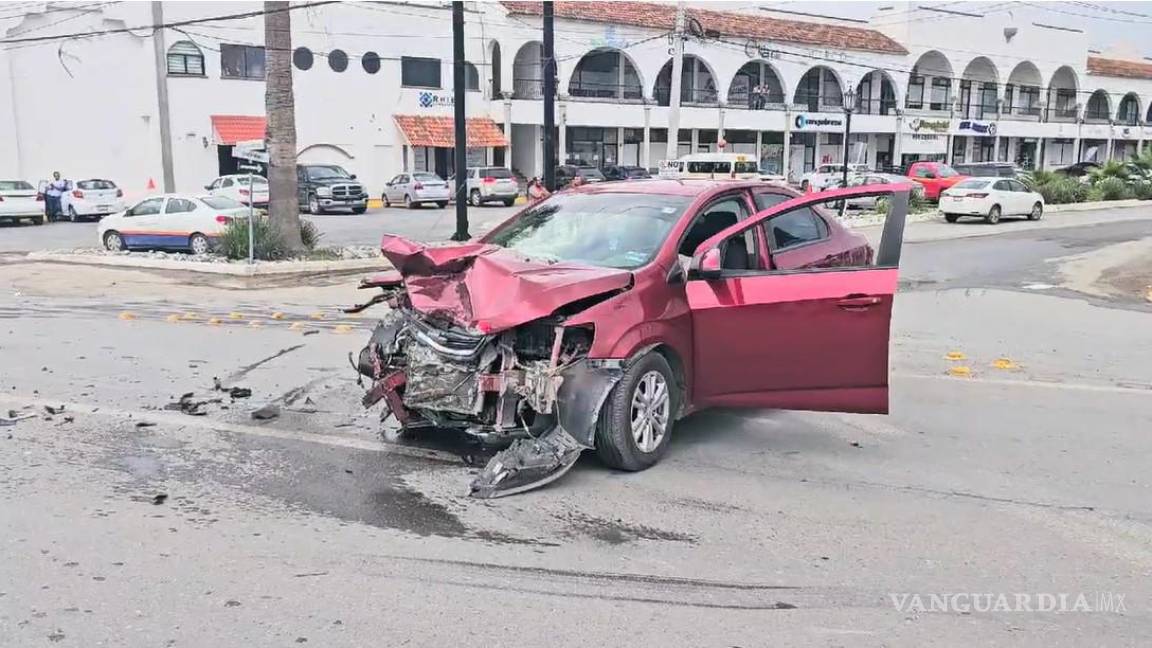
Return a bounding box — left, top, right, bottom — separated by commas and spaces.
308, 195, 322, 215
103, 230, 124, 251
1028, 202, 1043, 221
595, 352, 678, 471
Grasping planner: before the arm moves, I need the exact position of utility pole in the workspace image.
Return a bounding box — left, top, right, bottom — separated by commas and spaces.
542, 2, 556, 191
150, 1, 175, 192
451, 0, 469, 240
665, 2, 686, 161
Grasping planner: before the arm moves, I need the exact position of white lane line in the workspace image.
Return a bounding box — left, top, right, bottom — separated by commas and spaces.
894, 373, 1152, 395
0, 394, 462, 463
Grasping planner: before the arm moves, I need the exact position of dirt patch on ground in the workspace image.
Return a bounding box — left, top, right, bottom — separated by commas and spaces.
1057, 237, 1152, 303
1098, 251, 1152, 303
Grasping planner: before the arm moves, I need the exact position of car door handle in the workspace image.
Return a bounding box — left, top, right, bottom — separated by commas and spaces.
836, 295, 882, 310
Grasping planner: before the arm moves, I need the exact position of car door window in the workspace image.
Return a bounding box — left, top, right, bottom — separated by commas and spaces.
680, 195, 757, 270
1008, 180, 1027, 192
993, 180, 1011, 192
752, 190, 791, 212
764, 207, 827, 251
208, 179, 220, 190
127, 197, 164, 216
164, 198, 197, 214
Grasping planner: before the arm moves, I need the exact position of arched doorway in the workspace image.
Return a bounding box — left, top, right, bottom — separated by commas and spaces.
959, 56, 999, 119
727, 60, 784, 109
654, 55, 718, 105
1005, 61, 1042, 118
793, 66, 843, 112
568, 48, 643, 100
512, 41, 543, 99
1084, 90, 1111, 122
855, 70, 896, 115
906, 50, 953, 111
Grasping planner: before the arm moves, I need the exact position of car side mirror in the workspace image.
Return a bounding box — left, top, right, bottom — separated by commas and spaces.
689, 247, 723, 280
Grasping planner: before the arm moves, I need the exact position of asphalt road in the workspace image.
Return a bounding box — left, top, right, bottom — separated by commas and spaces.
0, 203, 521, 253
1, 213, 1151, 645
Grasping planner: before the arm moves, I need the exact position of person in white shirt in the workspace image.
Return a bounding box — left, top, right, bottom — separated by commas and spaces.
44, 171, 70, 221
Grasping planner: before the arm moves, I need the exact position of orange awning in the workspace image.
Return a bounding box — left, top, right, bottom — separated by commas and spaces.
393, 115, 507, 148
211, 115, 266, 145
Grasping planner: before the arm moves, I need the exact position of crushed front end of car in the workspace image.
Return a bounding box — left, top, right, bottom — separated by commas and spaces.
350, 235, 630, 498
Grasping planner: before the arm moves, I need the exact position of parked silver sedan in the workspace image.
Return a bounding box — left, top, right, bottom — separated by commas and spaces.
382, 172, 450, 209
845, 173, 925, 209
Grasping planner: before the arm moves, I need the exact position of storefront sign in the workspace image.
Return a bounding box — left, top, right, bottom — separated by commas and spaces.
909, 118, 949, 133
958, 120, 997, 136
418, 91, 454, 108
901, 133, 947, 155
794, 114, 843, 130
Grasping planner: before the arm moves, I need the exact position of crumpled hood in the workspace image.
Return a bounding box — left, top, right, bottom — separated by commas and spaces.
378, 235, 632, 333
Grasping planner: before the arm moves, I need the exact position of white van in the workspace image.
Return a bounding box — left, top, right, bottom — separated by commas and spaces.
659, 153, 760, 180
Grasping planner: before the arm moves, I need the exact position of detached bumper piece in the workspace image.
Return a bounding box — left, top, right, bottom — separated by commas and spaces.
469, 426, 586, 499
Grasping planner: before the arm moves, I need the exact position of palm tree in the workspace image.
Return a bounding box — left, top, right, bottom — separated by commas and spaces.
264, 1, 303, 250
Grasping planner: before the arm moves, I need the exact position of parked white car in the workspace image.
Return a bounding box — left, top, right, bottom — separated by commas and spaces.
463, 167, 518, 206
382, 172, 450, 209
799, 163, 869, 192
206, 174, 269, 208
940, 177, 1044, 224
98, 194, 249, 254
62, 178, 125, 221
0, 180, 46, 225
844, 173, 924, 210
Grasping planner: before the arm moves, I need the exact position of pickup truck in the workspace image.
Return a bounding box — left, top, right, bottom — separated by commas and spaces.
297, 164, 368, 214
905, 161, 968, 200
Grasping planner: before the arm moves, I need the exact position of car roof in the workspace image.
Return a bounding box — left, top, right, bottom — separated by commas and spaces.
574, 179, 779, 197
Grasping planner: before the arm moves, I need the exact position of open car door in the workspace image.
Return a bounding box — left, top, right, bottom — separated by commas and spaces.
685, 185, 910, 414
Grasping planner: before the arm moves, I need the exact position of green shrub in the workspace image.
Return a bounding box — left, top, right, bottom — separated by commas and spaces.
873, 196, 890, 215
908, 191, 929, 213
1130, 182, 1152, 201
1087, 176, 1133, 201
1089, 160, 1129, 184
300, 219, 322, 250
1022, 169, 1058, 189
1036, 177, 1089, 205
217, 216, 321, 260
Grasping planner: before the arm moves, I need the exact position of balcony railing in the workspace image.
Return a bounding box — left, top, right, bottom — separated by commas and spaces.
855, 98, 898, 115
569, 81, 643, 103
1002, 105, 1042, 122
1046, 106, 1078, 123
513, 78, 543, 100
728, 90, 787, 110
654, 87, 719, 106
1117, 114, 1140, 126
1083, 110, 1111, 124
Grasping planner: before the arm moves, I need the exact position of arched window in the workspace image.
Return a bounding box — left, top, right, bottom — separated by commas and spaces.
463, 62, 480, 91
793, 66, 842, 112
569, 48, 643, 100
166, 41, 204, 76
654, 55, 717, 106
1085, 90, 1111, 122
1117, 93, 1140, 126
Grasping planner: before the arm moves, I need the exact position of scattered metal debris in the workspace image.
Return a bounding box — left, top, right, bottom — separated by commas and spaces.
44, 405, 65, 415
1, 410, 37, 426
164, 392, 219, 416
251, 404, 281, 420
152, 493, 168, 505
212, 377, 252, 399
135, 421, 157, 429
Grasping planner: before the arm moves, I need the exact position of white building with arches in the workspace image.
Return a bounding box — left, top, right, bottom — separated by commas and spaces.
2, 0, 1152, 196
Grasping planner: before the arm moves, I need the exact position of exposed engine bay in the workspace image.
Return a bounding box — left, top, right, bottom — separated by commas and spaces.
350, 235, 629, 498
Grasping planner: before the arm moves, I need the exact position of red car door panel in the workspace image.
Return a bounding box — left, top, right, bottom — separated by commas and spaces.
685, 185, 909, 414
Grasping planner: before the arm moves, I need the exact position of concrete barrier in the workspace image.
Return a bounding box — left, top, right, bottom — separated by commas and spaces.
25, 251, 391, 277
1047, 199, 1148, 213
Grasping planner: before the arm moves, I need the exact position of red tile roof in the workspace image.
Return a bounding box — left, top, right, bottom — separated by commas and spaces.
393, 115, 508, 148
501, 1, 906, 55
210, 115, 266, 145
1087, 56, 1152, 81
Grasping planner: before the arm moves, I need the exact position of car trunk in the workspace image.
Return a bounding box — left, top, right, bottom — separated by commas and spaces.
0, 190, 40, 214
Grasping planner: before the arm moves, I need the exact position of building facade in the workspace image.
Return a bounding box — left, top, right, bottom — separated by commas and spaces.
2, 1, 1152, 198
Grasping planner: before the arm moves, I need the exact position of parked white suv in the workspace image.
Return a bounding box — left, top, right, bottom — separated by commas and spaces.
206, 174, 269, 208
64, 179, 125, 221
463, 167, 518, 206
799, 163, 869, 192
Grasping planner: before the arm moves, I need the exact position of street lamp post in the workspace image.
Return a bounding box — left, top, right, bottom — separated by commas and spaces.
841, 88, 856, 189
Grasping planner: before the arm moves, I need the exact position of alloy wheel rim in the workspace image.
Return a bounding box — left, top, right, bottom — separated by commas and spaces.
630, 371, 670, 453
192, 237, 208, 254
107, 234, 122, 250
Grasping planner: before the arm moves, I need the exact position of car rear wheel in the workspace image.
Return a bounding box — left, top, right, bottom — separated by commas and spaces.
68, 206, 80, 222
404, 194, 415, 209
944, 213, 959, 223
436, 201, 448, 209
103, 230, 124, 251
503, 198, 516, 207
985, 205, 1001, 225
1028, 202, 1043, 221
595, 352, 677, 472
470, 189, 482, 207
189, 233, 211, 255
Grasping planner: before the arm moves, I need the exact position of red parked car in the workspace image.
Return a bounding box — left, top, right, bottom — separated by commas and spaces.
352, 180, 911, 497
905, 161, 968, 200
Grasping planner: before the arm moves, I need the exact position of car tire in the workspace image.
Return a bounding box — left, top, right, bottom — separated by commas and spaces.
503, 198, 516, 207
595, 352, 678, 472
437, 201, 448, 209
352, 206, 367, 215
985, 205, 1001, 225
944, 213, 959, 223
1028, 202, 1043, 221
404, 194, 415, 209
68, 206, 80, 223
308, 194, 322, 215
382, 193, 391, 208
470, 189, 482, 207
189, 233, 211, 255
103, 230, 124, 251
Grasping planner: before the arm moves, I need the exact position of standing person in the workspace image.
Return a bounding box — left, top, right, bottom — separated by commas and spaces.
44, 171, 69, 222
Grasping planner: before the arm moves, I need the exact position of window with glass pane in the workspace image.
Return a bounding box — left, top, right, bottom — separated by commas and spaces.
402, 57, 441, 88
167, 41, 204, 76
221, 45, 265, 79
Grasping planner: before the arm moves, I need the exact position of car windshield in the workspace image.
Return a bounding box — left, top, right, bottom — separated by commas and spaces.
479, 168, 513, 179
235, 176, 268, 186
687, 161, 730, 174
936, 164, 960, 178
0, 180, 34, 191
77, 180, 116, 190
200, 195, 244, 209
955, 179, 992, 189
484, 192, 691, 269
307, 166, 350, 180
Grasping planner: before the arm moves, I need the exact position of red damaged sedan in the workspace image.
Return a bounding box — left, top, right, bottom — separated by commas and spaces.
352, 180, 910, 497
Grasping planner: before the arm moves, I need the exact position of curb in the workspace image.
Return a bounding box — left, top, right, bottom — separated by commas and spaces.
1046, 199, 1148, 213
25, 251, 391, 276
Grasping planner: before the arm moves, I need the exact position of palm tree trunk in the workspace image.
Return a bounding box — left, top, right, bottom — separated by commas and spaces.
264, 0, 302, 250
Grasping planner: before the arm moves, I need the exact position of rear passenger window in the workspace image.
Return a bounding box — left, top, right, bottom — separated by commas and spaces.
165, 198, 196, 214
993, 180, 1011, 191
752, 191, 791, 211
765, 207, 827, 250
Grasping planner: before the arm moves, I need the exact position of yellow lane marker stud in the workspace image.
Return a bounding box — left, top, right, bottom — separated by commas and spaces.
289, 322, 306, 330
118, 312, 137, 321
945, 351, 966, 361
992, 358, 1018, 370
333, 324, 354, 334
165, 314, 181, 323
948, 366, 972, 377
181, 312, 198, 321
207, 317, 222, 326
248, 320, 263, 328
310, 312, 326, 320
229, 312, 244, 320
271, 312, 285, 320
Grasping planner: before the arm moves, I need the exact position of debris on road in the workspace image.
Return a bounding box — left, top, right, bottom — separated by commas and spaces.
251, 404, 280, 420
152, 493, 168, 505
165, 392, 219, 416
212, 377, 253, 399
135, 421, 157, 428
44, 405, 65, 415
